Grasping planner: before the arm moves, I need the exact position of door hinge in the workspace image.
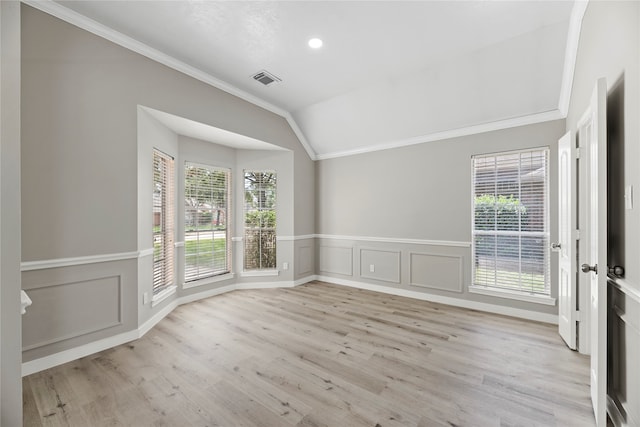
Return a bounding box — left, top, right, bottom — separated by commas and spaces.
575, 229, 581, 240
576, 148, 581, 159
576, 310, 585, 322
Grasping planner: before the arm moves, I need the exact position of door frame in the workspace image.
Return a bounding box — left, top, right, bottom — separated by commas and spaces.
557, 131, 578, 350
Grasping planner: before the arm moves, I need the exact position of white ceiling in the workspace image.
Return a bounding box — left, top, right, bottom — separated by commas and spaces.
50, 0, 578, 159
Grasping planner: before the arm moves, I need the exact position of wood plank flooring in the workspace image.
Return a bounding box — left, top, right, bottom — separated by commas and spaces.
23, 281, 595, 427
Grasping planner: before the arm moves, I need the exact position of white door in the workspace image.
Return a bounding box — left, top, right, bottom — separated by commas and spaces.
580, 78, 608, 426
557, 131, 577, 350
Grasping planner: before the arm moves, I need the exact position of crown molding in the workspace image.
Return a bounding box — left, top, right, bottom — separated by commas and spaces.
315, 109, 564, 160
558, 0, 589, 117
21, 0, 318, 161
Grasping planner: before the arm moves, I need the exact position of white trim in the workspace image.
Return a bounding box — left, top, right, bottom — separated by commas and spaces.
232, 236, 243, 242
138, 248, 154, 258
182, 273, 235, 290
283, 113, 317, 161
240, 269, 279, 277
607, 394, 635, 427
609, 277, 640, 304
315, 234, 471, 248
468, 285, 556, 306
138, 299, 179, 337
236, 280, 296, 290
558, 0, 589, 117
276, 234, 315, 241
178, 284, 238, 305
316, 275, 558, 324
22, 275, 317, 376
22, 329, 140, 377
20, 251, 139, 271
151, 285, 177, 307
174, 241, 185, 248
315, 110, 564, 160
22, 0, 317, 161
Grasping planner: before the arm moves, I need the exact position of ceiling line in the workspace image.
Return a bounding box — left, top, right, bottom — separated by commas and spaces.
558, 0, 589, 117
315, 109, 564, 161
21, 0, 318, 160
22, 0, 584, 163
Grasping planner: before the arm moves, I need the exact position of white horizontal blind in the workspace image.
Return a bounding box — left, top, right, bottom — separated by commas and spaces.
244, 171, 276, 270
184, 163, 231, 282
472, 148, 550, 295
153, 149, 175, 294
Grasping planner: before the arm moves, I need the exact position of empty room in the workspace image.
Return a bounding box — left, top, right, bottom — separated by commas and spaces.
1, 1, 639, 426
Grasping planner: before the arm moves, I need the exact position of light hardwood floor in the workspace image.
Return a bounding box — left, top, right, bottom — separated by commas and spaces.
23, 281, 595, 427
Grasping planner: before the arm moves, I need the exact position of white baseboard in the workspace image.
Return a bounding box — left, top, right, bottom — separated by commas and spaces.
315, 275, 558, 325
22, 273, 556, 376
21, 329, 140, 377
22, 276, 317, 376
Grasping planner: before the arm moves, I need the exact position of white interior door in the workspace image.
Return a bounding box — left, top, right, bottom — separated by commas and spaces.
557, 131, 577, 350
580, 78, 608, 426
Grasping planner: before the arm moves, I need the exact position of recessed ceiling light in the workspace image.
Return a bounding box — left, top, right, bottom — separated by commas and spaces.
308, 38, 323, 49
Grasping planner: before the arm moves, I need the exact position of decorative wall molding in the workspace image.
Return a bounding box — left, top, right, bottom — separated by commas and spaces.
21, 0, 318, 161
315, 110, 564, 160
558, 0, 589, 116
21, 251, 139, 271
22, 275, 318, 377
22, 275, 123, 351
315, 234, 471, 247
277, 234, 315, 241
296, 245, 313, 277
316, 275, 558, 324
138, 248, 154, 258
319, 245, 353, 276
610, 277, 640, 304
359, 248, 401, 284
409, 252, 463, 293
19, 235, 470, 274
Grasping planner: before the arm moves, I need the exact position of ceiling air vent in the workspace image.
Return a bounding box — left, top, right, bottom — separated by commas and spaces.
252, 70, 282, 86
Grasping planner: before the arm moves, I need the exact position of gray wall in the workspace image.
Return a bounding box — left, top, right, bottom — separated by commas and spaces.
1, 2, 23, 425
21, 4, 312, 263
316, 119, 566, 317
20, 4, 313, 364
566, 2, 640, 425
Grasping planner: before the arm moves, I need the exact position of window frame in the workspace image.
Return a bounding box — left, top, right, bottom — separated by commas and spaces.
152, 148, 175, 295
243, 170, 277, 272
470, 147, 555, 305
183, 162, 232, 284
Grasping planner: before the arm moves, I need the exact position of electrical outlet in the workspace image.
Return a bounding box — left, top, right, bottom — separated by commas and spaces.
369, 264, 375, 273
143, 292, 149, 305
283, 262, 289, 270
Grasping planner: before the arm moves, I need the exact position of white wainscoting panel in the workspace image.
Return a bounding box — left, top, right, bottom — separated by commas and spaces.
22, 275, 122, 351
608, 280, 639, 427
297, 245, 313, 276
360, 248, 400, 284
319, 245, 353, 276
409, 252, 463, 293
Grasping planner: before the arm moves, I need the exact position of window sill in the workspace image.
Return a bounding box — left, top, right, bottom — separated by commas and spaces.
182, 273, 235, 290
468, 285, 556, 306
151, 285, 177, 307
240, 269, 279, 278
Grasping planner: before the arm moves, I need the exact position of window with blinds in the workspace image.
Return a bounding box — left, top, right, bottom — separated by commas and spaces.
244, 171, 276, 270
153, 149, 175, 294
472, 148, 550, 295
184, 163, 231, 282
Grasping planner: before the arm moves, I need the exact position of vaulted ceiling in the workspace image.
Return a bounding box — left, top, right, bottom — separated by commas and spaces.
43, 1, 582, 159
